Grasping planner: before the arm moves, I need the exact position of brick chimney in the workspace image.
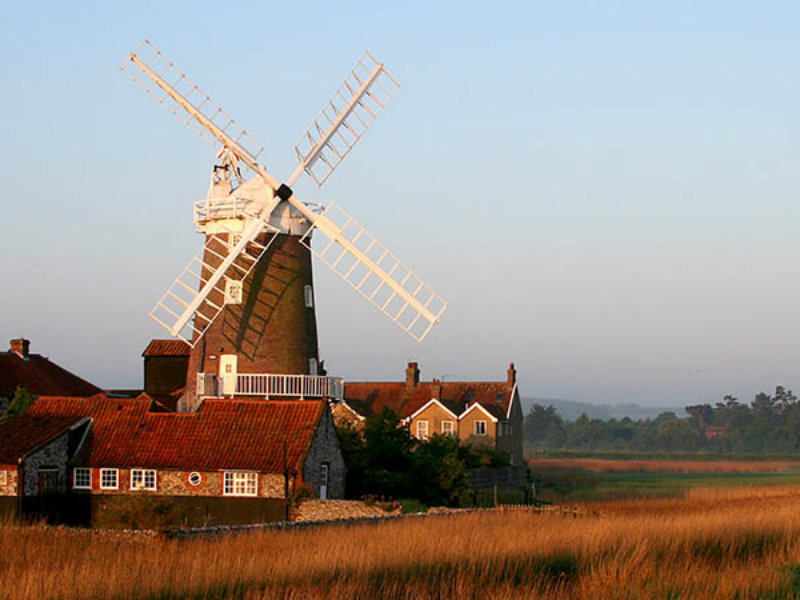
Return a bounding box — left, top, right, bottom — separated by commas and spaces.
405, 361, 420, 388
507, 362, 516, 387
10, 338, 30, 359
431, 378, 442, 400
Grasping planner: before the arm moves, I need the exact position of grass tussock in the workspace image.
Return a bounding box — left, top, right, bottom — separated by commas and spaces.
6, 486, 800, 599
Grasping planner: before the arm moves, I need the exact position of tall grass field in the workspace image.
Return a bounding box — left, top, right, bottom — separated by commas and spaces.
7, 481, 800, 598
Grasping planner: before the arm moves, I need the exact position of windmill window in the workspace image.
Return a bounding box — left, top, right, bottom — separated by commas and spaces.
474, 420, 487, 436
188, 472, 202, 486
100, 468, 119, 490
0, 471, 7, 486
225, 280, 243, 304
309, 358, 318, 376
416, 420, 429, 441
73, 468, 91, 490
304, 285, 314, 308
227, 233, 242, 251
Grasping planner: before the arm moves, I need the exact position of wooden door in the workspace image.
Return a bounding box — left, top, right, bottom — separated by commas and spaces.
219, 354, 238, 396
38, 468, 58, 495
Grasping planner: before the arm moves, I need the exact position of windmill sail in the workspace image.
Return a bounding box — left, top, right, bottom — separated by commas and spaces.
124, 40, 447, 344
292, 52, 401, 187
122, 40, 264, 178
300, 201, 447, 341
150, 210, 281, 345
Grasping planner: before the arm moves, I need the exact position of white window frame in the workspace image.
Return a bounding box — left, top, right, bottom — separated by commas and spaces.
100, 468, 119, 490
416, 420, 429, 441
130, 469, 157, 491
441, 420, 455, 435
223, 471, 258, 497
188, 472, 202, 486
73, 468, 91, 490
474, 420, 487, 436
304, 284, 314, 308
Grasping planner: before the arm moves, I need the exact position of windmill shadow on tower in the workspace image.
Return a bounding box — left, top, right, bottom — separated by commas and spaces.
122, 41, 447, 411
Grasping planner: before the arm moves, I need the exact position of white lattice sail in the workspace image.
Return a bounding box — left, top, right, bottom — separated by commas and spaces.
301, 202, 446, 341
122, 40, 264, 177
293, 52, 401, 187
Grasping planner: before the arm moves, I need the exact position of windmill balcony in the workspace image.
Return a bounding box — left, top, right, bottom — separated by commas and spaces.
194, 197, 259, 225
197, 372, 344, 400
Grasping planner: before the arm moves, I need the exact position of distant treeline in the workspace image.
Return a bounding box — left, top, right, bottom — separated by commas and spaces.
525, 386, 800, 453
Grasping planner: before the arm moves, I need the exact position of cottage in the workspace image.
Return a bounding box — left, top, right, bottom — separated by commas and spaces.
0, 338, 101, 414
0, 393, 344, 527
0, 414, 91, 520
334, 362, 524, 466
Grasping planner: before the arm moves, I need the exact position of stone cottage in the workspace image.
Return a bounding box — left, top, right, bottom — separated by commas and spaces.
0, 393, 344, 527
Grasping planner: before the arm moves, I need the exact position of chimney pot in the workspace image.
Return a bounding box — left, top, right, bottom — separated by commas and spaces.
10, 338, 30, 359
507, 362, 516, 387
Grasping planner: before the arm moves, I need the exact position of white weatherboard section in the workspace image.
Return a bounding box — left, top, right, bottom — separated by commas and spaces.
293, 52, 401, 187
301, 202, 447, 341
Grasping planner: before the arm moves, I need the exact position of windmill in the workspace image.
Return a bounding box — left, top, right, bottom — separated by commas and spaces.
122, 41, 447, 410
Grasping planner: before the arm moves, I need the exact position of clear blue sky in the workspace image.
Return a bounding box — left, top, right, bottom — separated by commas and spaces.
2, 1, 799, 407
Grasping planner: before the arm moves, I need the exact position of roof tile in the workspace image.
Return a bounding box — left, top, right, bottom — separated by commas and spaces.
0, 352, 101, 398
343, 380, 513, 420
29, 394, 323, 473
0, 414, 86, 464
142, 339, 191, 357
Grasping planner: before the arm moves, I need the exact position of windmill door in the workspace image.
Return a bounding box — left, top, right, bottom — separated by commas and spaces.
219, 354, 238, 396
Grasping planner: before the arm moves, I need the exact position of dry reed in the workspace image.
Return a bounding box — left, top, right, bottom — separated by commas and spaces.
5, 485, 800, 599
527, 457, 800, 473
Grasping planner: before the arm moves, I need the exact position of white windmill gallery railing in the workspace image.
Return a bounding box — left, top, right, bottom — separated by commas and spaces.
197, 373, 344, 400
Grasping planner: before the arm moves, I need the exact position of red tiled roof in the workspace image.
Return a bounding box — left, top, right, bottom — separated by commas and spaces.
142, 339, 191, 357
0, 414, 87, 464
29, 394, 323, 473
343, 381, 513, 420
0, 352, 102, 398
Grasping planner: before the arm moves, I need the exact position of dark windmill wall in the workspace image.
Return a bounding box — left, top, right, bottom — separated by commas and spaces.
183, 231, 320, 404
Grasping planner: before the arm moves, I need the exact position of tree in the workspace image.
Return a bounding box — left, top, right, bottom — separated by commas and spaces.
685, 404, 713, 431
361, 408, 416, 498
413, 434, 470, 507
3, 386, 37, 420
524, 404, 567, 448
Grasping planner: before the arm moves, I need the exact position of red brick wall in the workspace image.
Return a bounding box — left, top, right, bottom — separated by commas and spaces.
184, 232, 320, 404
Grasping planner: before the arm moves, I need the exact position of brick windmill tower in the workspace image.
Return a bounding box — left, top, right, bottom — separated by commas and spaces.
123, 41, 447, 410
